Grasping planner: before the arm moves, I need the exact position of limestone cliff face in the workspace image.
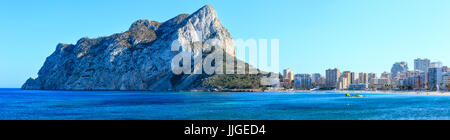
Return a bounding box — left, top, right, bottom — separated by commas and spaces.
22, 5, 242, 91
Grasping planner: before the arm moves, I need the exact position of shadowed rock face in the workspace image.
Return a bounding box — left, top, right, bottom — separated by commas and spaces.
22, 5, 261, 91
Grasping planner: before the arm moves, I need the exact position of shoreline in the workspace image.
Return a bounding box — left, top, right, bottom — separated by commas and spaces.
4, 88, 450, 96
293, 90, 450, 96
191, 89, 450, 96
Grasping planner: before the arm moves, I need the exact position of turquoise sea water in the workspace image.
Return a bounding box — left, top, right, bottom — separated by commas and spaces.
0, 89, 449, 120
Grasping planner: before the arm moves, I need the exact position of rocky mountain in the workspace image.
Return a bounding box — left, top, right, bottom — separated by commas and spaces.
22, 5, 270, 91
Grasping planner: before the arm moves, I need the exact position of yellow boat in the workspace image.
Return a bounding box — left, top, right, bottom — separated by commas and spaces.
346, 93, 364, 98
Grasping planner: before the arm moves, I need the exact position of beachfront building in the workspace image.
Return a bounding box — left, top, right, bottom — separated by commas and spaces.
369, 78, 390, 90
317, 77, 327, 88
443, 73, 450, 90
391, 62, 408, 81
392, 71, 411, 87
402, 71, 428, 90
311, 73, 322, 87
405, 76, 419, 90
395, 71, 418, 88
428, 66, 443, 90
414, 58, 430, 72
349, 83, 369, 90
400, 71, 421, 90
420, 72, 428, 89
294, 74, 312, 90
326, 68, 340, 89
396, 78, 407, 88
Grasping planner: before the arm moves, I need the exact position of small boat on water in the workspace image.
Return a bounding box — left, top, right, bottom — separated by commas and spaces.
346, 93, 365, 98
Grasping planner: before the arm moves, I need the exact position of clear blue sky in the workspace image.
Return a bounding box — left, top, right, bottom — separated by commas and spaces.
1, 0, 450, 88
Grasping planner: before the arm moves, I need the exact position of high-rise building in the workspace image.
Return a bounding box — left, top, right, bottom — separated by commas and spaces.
410, 71, 423, 90
359, 72, 369, 84
428, 66, 443, 90
294, 74, 312, 90
326, 68, 340, 89
288, 71, 294, 81
368, 73, 377, 82
396, 78, 407, 87
443, 72, 450, 90
443, 66, 449, 73
317, 77, 326, 88
283, 69, 289, 78
415, 74, 425, 90
343, 71, 351, 79
401, 71, 423, 90
430, 62, 443, 68
338, 71, 352, 89
311, 73, 322, 85
379, 72, 391, 86
381, 72, 390, 79
420, 72, 428, 89
391, 62, 408, 80
350, 72, 358, 84
283, 68, 294, 82
414, 58, 430, 72
338, 76, 350, 89
405, 76, 417, 89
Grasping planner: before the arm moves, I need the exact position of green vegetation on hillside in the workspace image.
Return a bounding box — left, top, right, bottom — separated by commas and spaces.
197, 48, 275, 90
201, 74, 265, 89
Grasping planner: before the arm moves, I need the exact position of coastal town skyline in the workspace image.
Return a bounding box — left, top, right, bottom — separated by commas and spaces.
285, 58, 447, 76
282, 58, 450, 91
